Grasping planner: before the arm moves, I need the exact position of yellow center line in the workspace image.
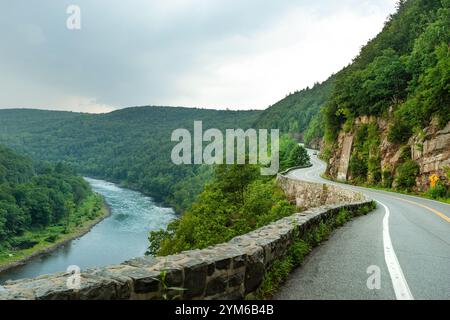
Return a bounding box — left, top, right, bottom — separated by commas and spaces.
383, 194, 450, 223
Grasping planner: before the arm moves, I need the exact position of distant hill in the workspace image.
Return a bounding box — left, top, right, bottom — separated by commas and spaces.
0, 107, 261, 212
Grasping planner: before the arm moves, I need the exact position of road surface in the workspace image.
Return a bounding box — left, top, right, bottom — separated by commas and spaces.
274, 150, 450, 300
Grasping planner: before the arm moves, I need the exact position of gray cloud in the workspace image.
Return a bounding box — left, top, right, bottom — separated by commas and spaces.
0, 0, 397, 112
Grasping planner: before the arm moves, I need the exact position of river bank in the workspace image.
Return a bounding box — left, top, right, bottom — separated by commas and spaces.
0, 178, 177, 283
0, 198, 111, 275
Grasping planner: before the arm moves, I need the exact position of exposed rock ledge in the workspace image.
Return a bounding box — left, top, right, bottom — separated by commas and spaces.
0, 176, 369, 300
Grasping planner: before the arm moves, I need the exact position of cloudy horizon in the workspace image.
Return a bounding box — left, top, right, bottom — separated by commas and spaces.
0, 0, 398, 113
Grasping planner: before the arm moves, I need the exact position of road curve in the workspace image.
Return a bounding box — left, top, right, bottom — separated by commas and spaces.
274, 149, 450, 300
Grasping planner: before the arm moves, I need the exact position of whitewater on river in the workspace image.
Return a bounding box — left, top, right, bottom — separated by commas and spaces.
0, 178, 176, 284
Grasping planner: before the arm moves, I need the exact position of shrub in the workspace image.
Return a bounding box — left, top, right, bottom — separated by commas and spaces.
335, 209, 350, 227
388, 119, 412, 144
282, 144, 311, 169
349, 155, 368, 181
289, 240, 311, 265
395, 160, 420, 191
398, 145, 412, 162
368, 156, 382, 184
45, 234, 59, 243
10, 236, 39, 250
382, 167, 394, 188
445, 166, 450, 181
426, 181, 448, 199
320, 146, 332, 161
307, 221, 331, 246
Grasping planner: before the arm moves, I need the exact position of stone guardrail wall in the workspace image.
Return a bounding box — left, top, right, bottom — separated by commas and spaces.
278, 164, 313, 176
277, 174, 366, 209
0, 175, 370, 300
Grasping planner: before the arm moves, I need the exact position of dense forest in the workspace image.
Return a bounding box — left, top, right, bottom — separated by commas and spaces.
254, 76, 335, 146
258, 0, 449, 151
0, 145, 101, 257
0, 107, 261, 213
148, 136, 310, 256
324, 0, 449, 143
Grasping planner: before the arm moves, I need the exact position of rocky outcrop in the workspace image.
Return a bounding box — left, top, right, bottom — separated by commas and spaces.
337, 135, 354, 181
411, 121, 450, 190
0, 176, 369, 300
326, 117, 450, 190
327, 132, 354, 181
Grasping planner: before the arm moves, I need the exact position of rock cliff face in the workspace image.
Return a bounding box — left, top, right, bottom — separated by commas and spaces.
306, 138, 322, 151
325, 118, 450, 190
412, 121, 450, 190
327, 131, 356, 181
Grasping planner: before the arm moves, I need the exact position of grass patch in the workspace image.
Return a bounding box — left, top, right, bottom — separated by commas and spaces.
322, 173, 450, 206
362, 185, 450, 205
0, 195, 108, 268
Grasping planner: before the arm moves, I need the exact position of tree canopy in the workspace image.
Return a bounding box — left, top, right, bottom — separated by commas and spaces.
0, 145, 94, 251
148, 136, 309, 256
324, 0, 449, 142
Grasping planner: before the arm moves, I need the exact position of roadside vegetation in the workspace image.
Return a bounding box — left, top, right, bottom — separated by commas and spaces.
251, 203, 376, 299
148, 136, 310, 256
324, 166, 450, 205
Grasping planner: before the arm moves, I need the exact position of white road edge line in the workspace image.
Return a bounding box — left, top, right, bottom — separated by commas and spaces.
378, 201, 414, 300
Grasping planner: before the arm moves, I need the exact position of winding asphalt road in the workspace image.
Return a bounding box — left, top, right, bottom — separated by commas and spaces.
274, 149, 450, 300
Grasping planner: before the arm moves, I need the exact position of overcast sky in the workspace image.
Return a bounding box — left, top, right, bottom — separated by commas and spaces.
0, 0, 398, 113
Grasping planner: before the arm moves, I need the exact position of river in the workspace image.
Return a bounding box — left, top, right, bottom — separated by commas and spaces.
0, 178, 176, 284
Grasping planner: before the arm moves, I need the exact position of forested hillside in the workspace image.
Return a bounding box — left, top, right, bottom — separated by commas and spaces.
322, 0, 449, 194
324, 0, 449, 141
257, 0, 448, 153
0, 107, 261, 213
0, 145, 101, 259
252, 0, 449, 195
254, 76, 335, 147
